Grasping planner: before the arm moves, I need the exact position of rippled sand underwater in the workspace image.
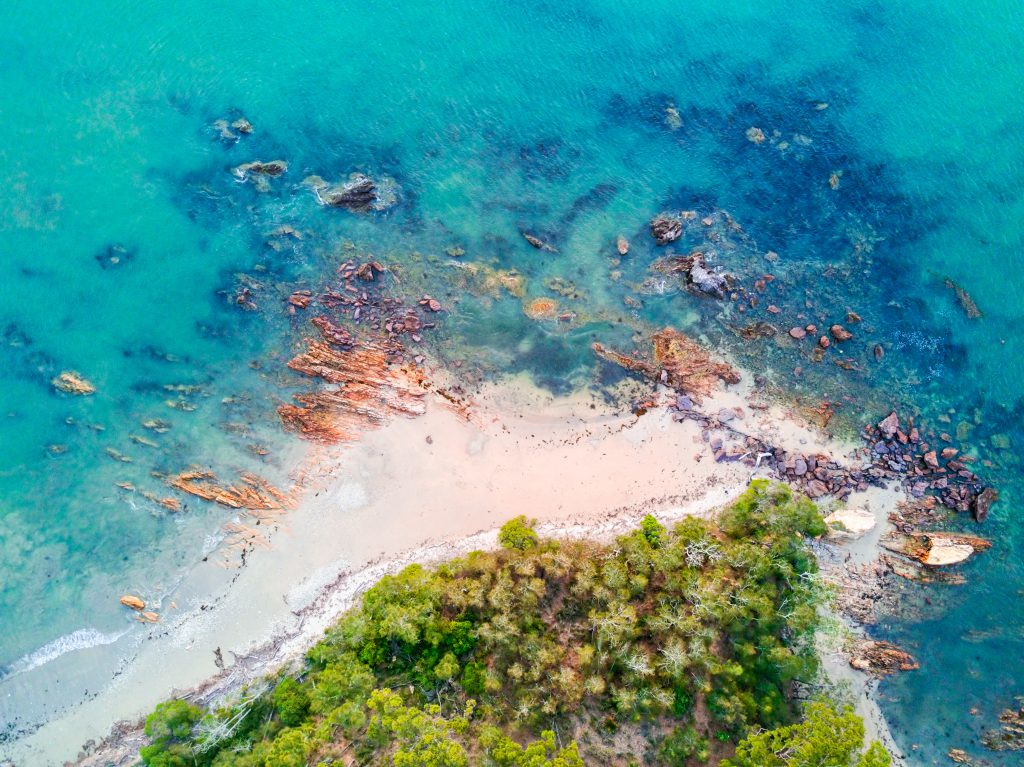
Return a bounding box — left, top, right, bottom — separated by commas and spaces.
0, 0, 1022, 761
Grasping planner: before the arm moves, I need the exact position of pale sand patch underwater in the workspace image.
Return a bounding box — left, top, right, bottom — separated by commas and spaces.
6, 373, 897, 766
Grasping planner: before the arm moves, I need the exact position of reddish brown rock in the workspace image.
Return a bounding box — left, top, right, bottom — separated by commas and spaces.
830, 324, 854, 342
789, 326, 807, 339
819, 336, 830, 349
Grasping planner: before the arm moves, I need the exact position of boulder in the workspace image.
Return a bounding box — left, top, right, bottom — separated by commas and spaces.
921, 540, 976, 566
120, 595, 145, 611
688, 260, 728, 298
826, 507, 876, 538
830, 324, 853, 341
878, 411, 900, 439
616, 235, 629, 255
650, 214, 683, 245
789, 327, 807, 340
522, 232, 557, 252
973, 487, 998, 523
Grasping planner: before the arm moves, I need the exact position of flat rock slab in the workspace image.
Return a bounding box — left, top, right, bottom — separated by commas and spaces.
825, 507, 876, 538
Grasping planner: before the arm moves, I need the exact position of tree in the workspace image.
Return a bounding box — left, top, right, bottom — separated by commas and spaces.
723, 700, 891, 767
498, 516, 539, 551
140, 700, 202, 767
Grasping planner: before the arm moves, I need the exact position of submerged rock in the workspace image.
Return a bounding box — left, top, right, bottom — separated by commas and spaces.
616, 235, 629, 255
522, 232, 557, 252
688, 259, 729, 298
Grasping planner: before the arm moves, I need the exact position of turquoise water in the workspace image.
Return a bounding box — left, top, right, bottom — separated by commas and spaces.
0, 0, 1022, 762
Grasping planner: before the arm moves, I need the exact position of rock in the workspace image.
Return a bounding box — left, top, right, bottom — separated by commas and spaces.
522, 232, 557, 252
616, 235, 629, 255
231, 117, 253, 134
944, 277, 982, 319
446, 246, 465, 258
94, 243, 136, 270
717, 408, 734, 423
923, 450, 940, 469
818, 336, 830, 349
745, 126, 766, 144
233, 160, 288, 178
320, 174, 375, 209
846, 310, 862, 323
120, 595, 145, 611
52, 371, 96, 395
878, 411, 900, 439
767, 304, 781, 314
650, 214, 683, 245
973, 487, 998, 523
873, 344, 884, 361
921, 540, 977, 566
793, 458, 807, 476
941, 447, 958, 459
805, 479, 828, 498
523, 297, 558, 321
689, 260, 729, 298
789, 326, 807, 339
830, 324, 853, 342
849, 640, 919, 676
825, 507, 876, 538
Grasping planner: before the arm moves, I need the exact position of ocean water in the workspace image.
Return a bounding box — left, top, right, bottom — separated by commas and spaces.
0, 0, 1022, 762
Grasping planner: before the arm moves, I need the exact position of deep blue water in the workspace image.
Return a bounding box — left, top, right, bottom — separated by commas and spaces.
0, 1, 1022, 762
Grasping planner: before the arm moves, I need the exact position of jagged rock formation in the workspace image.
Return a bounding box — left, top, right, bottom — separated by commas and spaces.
593, 327, 740, 402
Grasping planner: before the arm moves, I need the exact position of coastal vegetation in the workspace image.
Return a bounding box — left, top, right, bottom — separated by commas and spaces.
139, 481, 890, 766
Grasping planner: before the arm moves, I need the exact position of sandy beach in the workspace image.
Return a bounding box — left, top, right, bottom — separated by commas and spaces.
5, 369, 903, 766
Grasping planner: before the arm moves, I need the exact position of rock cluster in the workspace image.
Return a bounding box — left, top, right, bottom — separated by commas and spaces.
862, 411, 997, 521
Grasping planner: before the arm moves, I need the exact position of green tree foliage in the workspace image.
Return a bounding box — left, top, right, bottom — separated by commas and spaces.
139, 484, 891, 767
140, 700, 202, 767
723, 700, 891, 767
498, 515, 539, 551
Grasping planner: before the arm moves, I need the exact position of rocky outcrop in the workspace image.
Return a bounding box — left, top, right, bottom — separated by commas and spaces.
650, 214, 683, 245
593, 327, 739, 401
984, 704, 1024, 752
52, 371, 96, 395
165, 469, 294, 511
882, 531, 991, 567
306, 173, 399, 212
233, 160, 288, 179
849, 640, 919, 676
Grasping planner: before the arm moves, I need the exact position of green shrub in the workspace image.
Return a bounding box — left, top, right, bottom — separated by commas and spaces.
498, 515, 539, 550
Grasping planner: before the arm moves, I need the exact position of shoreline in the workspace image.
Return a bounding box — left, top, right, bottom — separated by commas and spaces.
5, 369, 905, 766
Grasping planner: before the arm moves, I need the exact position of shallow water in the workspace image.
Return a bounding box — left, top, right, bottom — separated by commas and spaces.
0, 0, 1022, 762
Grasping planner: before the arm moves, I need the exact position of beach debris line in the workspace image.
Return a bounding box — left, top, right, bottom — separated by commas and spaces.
52, 371, 95, 395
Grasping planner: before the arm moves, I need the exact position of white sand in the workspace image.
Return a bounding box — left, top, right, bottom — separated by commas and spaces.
4, 373, 903, 766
